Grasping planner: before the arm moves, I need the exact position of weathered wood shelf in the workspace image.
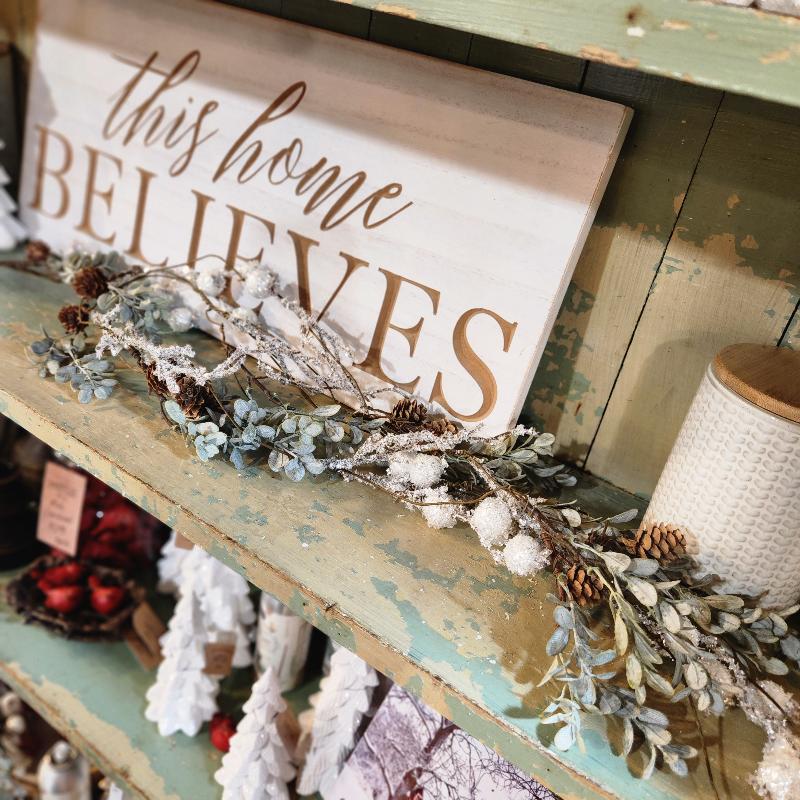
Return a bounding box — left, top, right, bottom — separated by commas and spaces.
0, 573, 222, 800
0, 570, 318, 800
0, 267, 769, 799
331, 0, 800, 109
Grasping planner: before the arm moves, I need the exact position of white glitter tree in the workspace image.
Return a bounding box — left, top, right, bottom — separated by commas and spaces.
156, 530, 191, 594
144, 566, 218, 736
0, 144, 25, 250
193, 547, 255, 668
214, 667, 295, 800
297, 645, 379, 797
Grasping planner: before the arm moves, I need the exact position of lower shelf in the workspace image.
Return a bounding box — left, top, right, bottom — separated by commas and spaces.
0, 572, 315, 800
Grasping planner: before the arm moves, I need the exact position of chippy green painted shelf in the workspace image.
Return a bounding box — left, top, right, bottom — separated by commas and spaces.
0, 574, 221, 800
0, 267, 769, 799
0, 572, 317, 800
332, 0, 800, 109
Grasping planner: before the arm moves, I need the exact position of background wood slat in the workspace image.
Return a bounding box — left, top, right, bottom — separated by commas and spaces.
522, 66, 722, 466
586, 93, 800, 495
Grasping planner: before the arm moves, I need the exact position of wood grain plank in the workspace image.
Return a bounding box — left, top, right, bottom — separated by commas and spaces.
0, 266, 770, 799
522, 66, 721, 466
333, 0, 800, 109
467, 36, 585, 90
369, 11, 471, 61
587, 93, 800, 495
281, 0, 371, 36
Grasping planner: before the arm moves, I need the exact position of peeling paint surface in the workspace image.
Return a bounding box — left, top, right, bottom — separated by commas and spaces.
0, 268, 770, 798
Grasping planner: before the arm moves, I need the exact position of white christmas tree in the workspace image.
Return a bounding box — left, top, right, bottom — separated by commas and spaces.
156, 530, 191, 594
0, 142, 25, 251
297, 645, 379, 797
215, 667, 296, 800
193, 547, 256, 668
144, 565, 218, 736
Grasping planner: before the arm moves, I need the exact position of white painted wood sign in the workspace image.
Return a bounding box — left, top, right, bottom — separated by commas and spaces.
20, 0, 630, 433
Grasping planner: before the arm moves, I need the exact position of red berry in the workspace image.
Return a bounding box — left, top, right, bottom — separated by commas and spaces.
87, 574, 103, 590
37, 577, 55, 594
44, 585, 84, 614
209, 713, 237, 752
90, 585, 126, 616
42, 563, 85, 586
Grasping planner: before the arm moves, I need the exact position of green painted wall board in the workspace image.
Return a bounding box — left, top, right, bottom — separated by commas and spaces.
522, 66, 722, 467
282, 0, 371, 36
587, 92, 800, 494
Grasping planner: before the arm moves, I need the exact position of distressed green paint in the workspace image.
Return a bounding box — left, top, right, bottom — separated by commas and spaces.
375, 539, 465, 589
334, 0, 800, 109
0, 579, 219, 800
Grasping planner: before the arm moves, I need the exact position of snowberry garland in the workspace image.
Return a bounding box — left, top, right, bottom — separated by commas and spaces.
10, 243, 800, 795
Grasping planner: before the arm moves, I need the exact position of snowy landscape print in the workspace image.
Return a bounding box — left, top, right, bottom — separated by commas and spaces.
329, 686, 556, 800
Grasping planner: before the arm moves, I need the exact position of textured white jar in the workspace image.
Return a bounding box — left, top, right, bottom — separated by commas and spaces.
644, 359, 800, 608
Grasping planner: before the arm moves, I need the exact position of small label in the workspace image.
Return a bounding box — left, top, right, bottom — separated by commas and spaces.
204, 637, 236, 677
36, 461, 87, 556
132, 602, 167, 658
174, 532, 193, 550
124, 628, 161, 671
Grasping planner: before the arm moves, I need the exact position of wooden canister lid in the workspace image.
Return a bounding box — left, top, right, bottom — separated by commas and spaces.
713, 344, 800, 424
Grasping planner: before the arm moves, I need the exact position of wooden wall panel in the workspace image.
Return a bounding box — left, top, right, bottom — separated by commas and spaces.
522, 66, 721, 465
586, 93, 800, 495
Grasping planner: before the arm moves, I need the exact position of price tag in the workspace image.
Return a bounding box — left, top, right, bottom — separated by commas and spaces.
107, 782, 126, 800
174, 532, 193, 550
204, 636, 236, 677
36, 461, 87, 556
125, 602, 166, 670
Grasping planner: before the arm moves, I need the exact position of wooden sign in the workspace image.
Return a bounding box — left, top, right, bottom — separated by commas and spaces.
19, 0, 630, 433
36, 461, 87, 556
203, 635, 236, 677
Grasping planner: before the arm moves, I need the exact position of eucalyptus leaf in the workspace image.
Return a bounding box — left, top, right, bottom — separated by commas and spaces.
630, 558, 660, 577
601, 551, 631, 574
684, 662, 708, 690
626, 576, 658, 607
705, 594, 744, 611
780, 635, 800, 662
313, 404, 341, 417
614, 614, 629, 655
553, 606, 573, 630
764, 657, 789, 675
553, 724, 575, 752
598, 692, 622, 715
608, 508, 639, 525
638, 707, 669, 727
561, 508, 582, 528
284, 458, 306, 482
622, 718, 634, 756
642, 744, 658, 780
660, 601, 681, 634
163, 400, 186, 425
626, 654, 642, 689
545, 626, 570, 657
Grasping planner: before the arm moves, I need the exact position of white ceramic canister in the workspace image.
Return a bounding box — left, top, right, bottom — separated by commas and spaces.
644, 344, 800, 608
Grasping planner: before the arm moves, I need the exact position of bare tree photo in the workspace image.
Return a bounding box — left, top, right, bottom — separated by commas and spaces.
329, 686, 556, 800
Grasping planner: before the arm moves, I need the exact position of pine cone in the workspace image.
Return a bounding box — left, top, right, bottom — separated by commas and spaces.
57, 303, 89, 334
72, 266, 108, 299
559, 564, 604, 607
391, 397, 427, 425
26, 240, 51, 263
142, 362, 170, 398
425, 416, 458, 436
621, 522, 686, 563
175, 376, 211, 419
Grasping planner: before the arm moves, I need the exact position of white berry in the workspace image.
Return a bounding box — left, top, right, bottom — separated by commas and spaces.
166, 307, 193, 333
244, 268, 275, 300
196, 271, 226, 297
470, 495, 514, 549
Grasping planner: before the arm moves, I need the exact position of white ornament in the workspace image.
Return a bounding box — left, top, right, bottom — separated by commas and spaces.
156, 530, 191, 594
166, 306, 193, 333
387, 451, 446, 489
297, 645, 379, 797
255, 592, 312, 691
752, 731, 800, 800
420, 486, 461, 529
144, 567, 218, 736
0, 146, 26, 250
197, 270, 227, 297
230, 307, 260, 327
244, 268, 276, 300
503, 534, 549, 576
470, 495, 514, 549
215, 667, 295, 800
